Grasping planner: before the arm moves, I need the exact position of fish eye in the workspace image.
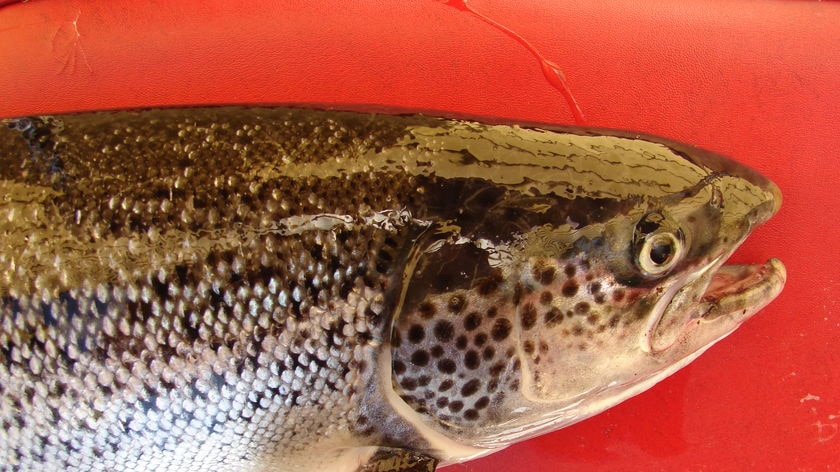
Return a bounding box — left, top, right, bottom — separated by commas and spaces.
634, 212, 685, 277
637, 231, 683, 276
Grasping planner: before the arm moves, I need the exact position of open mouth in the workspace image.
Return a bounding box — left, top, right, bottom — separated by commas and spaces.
649, 257, 786, 353
699, 258, 786, 321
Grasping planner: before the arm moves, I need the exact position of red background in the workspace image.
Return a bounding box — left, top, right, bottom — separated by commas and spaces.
1, 1, 838, 470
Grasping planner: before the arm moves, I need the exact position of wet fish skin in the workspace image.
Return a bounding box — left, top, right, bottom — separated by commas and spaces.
0, 108, 783, 471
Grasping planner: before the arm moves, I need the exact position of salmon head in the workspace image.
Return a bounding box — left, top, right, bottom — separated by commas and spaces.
387, 123, 785, 459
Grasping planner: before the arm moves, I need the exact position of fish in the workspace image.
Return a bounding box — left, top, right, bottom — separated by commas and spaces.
0, 107, 785, 471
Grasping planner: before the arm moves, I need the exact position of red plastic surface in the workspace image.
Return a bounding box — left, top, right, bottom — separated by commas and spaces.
1, 1, 838, 470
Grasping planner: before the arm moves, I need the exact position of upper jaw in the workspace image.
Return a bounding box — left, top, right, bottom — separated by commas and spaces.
697, 258, 786, 321
648, 257, 786, 354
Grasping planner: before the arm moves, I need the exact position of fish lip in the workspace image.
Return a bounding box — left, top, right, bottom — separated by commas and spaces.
697, 258, 787, 322
647, 257, 786, 353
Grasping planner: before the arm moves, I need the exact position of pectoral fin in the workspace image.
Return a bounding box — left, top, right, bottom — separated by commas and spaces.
356, 448, 439, 472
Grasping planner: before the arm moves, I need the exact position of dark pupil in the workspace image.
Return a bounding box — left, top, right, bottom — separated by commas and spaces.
650, 241, 673, 265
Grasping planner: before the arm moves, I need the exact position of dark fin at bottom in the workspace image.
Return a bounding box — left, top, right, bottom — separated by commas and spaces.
357, 448, 439, 472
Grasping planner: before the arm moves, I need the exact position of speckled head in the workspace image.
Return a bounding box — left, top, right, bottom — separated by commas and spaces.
388, 124, 785, 457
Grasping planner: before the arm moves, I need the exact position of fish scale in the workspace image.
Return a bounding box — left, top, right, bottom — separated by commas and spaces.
0, 107, 784, 471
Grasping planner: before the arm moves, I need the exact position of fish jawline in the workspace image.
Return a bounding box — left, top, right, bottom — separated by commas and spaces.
650, 257, 786, 354
699, 258, 786, 321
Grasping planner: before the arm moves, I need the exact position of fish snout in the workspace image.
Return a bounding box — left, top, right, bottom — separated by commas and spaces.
750, 178, 783, 227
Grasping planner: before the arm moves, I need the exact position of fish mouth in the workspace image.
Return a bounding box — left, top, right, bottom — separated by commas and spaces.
649, 257, 786, 353
697, 258, 786, 321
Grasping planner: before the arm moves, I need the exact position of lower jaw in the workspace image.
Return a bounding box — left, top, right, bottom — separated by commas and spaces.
700, 258, 786, 321
648, 257, 785, 353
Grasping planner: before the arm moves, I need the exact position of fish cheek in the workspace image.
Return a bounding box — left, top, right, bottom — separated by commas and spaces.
515, 256, 647, 401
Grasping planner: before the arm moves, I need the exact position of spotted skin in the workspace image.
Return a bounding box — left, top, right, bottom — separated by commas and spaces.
393, 280, 521, 429
0, 107, 783, 470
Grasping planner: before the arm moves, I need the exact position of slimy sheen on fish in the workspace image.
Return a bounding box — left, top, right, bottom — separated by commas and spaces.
0, 107, 785, 471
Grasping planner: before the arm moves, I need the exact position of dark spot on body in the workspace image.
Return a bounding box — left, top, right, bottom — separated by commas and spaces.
539, 291, 553, 305
408, 324, 425, 343
400, 378, 417, 391
419, 302, 436, 319
482, 346, 495, 360
544, 307, 563, 327
431, 345, 444, 358
609, 315, 620, 328
564, 264, 576, 277
464, 350, 480, 369
437, 358, 456, 374
394, 360, 406, 375
589, 282, 602, 294
461, 379, 480, 397
455, 335, 468, 349
474, 396, 490, 409
535, 265, 556, 285
487, 307, 498, 319
448, 294, 466, 313
489, 362, 505, 378
487, 379, 499, 393
491, 318, 512, 341
439, 379, 454, 392
463, 312, 482, 331
464, 409, 479, 420
476, 273, 503, 295
574, 302, 590, 314
418, 375, 431, 387
572, 325, 584, 336
473, 332, 488, 347
434, 320, 454, 342
520, 302, 538, 330
612, 289, 626, 302
436, 397, 449, 408
449, 401, 463, 413
411, 350, 430, 366
562, 281, 579, 297
523, 340, 535, 355
587, 313, 600, 325
594, 293, 606, 304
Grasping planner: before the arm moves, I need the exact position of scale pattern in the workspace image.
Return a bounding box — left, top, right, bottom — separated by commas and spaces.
0, 109, 426, 470
0, 107, 783, 471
